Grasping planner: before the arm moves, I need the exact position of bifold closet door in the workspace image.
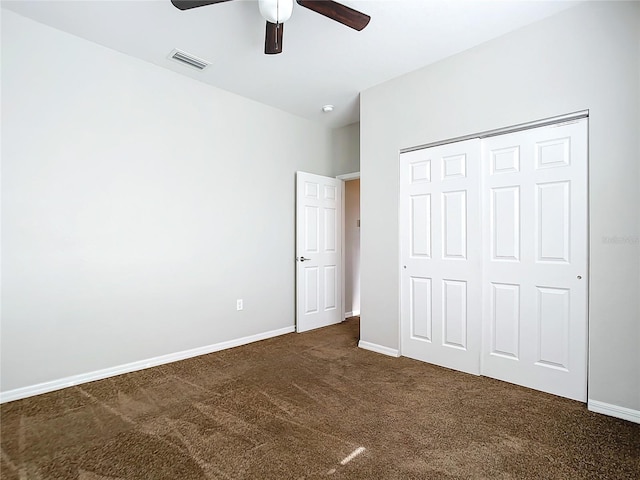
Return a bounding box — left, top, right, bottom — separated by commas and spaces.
481, 119, 588, 401
400, 140, 482, 375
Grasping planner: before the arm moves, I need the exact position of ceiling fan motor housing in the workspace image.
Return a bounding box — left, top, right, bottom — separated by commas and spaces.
259, 0, 294, 24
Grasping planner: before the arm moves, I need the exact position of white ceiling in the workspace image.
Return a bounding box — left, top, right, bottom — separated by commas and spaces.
3, 0, 580, 128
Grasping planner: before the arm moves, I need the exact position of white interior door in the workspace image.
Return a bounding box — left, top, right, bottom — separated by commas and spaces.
400, 140, 482, 375
481, 119, 588, 401
296, 172, 343, 333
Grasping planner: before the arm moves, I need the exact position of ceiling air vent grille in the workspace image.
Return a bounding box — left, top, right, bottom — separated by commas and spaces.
169, 49, 210, 70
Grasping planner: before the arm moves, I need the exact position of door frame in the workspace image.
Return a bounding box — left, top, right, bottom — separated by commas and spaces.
337, 172, 360, 321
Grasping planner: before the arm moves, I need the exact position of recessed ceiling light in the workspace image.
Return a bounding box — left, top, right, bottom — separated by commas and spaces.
322, 105, 334, 113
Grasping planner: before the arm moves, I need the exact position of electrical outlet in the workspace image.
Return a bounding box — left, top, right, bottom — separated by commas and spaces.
236, 299, 243, 311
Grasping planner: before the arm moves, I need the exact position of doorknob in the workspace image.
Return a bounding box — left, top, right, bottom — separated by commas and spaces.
297, 256, 311, 262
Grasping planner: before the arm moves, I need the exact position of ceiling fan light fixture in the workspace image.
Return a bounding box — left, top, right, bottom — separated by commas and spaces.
259, 0, 293, 24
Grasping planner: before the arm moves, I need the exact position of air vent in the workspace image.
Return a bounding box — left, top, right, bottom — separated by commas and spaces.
169, 49, 210, 71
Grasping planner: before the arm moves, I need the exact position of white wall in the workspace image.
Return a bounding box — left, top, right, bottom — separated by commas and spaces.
344, 179, 360, 316
331, 122, 360, 175
360, 2, 640, 412
0, 10, 341, 394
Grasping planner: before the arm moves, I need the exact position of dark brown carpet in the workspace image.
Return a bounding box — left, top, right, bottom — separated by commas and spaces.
1, 318, 638, 479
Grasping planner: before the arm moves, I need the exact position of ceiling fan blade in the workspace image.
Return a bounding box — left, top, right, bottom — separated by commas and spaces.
265, 21, 284, 55
171, 0, 233, 11
296, 0, 370, 31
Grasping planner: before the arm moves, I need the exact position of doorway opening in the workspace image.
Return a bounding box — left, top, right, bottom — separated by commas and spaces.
338, 172, 360, 320
344, 178, 360, 318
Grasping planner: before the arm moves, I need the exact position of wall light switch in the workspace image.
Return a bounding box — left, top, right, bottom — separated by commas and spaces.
236, 299, 243, 311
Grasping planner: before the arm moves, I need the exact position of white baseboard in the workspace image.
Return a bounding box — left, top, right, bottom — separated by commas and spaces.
358, 340, 400, 358
344, 310, 360, 319
588, 400, 640, 424
0, 325, 295, 404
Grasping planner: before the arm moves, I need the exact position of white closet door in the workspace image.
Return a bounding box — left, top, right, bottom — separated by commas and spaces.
400, 140, 482, 375
481, 119, 588, 401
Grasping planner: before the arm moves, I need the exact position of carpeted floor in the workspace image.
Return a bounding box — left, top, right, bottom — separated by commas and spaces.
1, 317, 638, 479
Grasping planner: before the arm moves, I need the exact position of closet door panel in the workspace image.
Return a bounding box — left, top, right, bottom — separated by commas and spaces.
400, 140, 482, 375
481, 119, 588, 402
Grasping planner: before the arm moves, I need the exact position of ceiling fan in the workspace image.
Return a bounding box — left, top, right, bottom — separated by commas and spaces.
171, 0, 370, 55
